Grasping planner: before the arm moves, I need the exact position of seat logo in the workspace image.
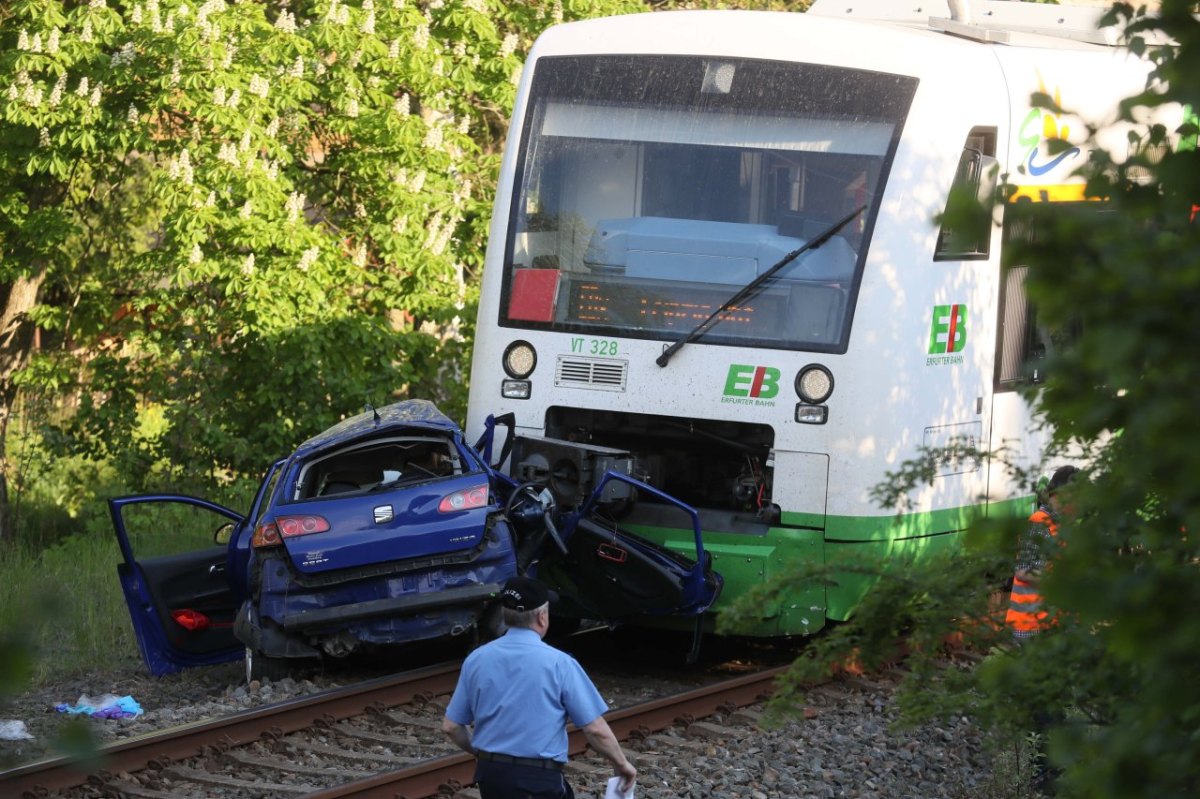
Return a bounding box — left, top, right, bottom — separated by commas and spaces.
373, 505, 394, 524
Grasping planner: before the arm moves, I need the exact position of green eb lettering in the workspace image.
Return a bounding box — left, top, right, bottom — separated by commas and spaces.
725, 364, 755, 397
724, 365, 779, 399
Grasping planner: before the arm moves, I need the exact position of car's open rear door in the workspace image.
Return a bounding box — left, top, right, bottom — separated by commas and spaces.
110, 495, 246, 675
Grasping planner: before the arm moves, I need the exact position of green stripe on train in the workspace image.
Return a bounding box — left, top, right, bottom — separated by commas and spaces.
628, 496, 1030, 636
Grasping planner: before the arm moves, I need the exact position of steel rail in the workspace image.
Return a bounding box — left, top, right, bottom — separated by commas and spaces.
301, 665, 788, 799
0, 661, 462, 799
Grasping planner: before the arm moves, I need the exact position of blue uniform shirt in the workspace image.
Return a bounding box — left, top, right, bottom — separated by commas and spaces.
445, 627, 608, 761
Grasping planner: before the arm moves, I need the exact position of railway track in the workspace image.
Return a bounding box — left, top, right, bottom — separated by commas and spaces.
1, 660, 787, 799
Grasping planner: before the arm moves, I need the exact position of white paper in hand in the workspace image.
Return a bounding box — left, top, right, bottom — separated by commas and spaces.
604, 776, 635, 799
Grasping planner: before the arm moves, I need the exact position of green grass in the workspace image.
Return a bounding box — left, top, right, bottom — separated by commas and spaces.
1, 416, 257, 688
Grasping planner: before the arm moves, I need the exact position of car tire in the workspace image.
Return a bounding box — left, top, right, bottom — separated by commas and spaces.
245, 647, 291, 684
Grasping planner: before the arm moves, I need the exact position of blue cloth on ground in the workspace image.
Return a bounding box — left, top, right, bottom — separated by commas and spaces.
54, 694, 143, 719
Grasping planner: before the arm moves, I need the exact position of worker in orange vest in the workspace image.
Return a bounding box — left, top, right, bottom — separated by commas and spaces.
1006, 465, 1080, 640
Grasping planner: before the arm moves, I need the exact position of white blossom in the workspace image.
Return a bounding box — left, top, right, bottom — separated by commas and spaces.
388, 38, 400, 59
239, 200, 253, 219
132, 4, 144, 24
458, 116, 469, 134
552, 0, 563, 24
275, 10, 297, 34
89, 0, 107, 8
178, 148, 194, 185
465, 0, 485, 12
189, 243, 203, 264
227, 88, 241, 108
500, 32, 518, 58
453, 41, 466, 59
112, 42, 137, 67
17, 30, 29, 50
46, 29, 61, 54
5, 85, 15, 102
414, 22, 429, 50
352, 243, 368, 267
205, 190, 216, 206
170, 59, 181, 85
248, 74, 269, 98
242, 253, 256, 275
315, 61, 327, 77
392, 0, 404, 8
81, 19, 94, 43
410, 169, 426, 192
285, 191, 306, 223
221, 45, 236, 70
391, 215, 408, 234
265, 117, 281, 138
49, 75, 66, 107
355, 202, 367, 219
38, 128, 51, 148
394, 93, 410, 116
346, 97, 359, 118
289, 56, 304, 79
213, 85, 227, 106
23, 82, 45, 108
218, 141, 239, 165
298, 246, 319, 272
266, 160, 279, 180
361, 10, 375, 35
76, 76, 90, 97
423, 125, 444, 150
127, 104, 139, 124
238, 130, 252, 152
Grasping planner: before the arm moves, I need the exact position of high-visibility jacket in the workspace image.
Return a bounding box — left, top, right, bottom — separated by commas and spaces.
1006, 508, 1059, 637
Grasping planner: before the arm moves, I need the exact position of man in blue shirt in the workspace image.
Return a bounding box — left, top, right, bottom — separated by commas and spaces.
442, 576, 637, 798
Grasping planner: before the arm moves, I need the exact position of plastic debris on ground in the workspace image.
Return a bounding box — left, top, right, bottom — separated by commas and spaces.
54, 693, 143, 719
0, 719, 35, 740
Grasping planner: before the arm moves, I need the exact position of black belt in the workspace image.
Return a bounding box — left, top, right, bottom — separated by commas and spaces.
476, 750, 564, 771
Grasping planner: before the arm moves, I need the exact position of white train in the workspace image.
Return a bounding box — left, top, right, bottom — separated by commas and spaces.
465, 0, 1176, 635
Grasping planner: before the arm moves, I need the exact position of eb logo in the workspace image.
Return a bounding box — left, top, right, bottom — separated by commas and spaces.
724, 365, 780, 399
929, 304, 967, 354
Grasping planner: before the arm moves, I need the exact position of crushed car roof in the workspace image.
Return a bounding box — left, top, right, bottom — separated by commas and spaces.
292, 399, 461, 458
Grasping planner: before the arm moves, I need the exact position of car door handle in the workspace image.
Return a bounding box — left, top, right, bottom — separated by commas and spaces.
208, 564, 226, 575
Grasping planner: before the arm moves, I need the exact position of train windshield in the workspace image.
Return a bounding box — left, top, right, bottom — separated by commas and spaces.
500, 55, 917, 352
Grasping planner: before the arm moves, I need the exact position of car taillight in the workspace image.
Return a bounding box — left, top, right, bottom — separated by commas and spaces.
277, 515, 331, 537
438, 484, 489, 513
252, 521, 281, 548
252, 515, 329, 548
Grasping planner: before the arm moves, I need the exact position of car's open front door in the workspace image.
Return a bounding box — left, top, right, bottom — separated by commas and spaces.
110, 495, 246, 675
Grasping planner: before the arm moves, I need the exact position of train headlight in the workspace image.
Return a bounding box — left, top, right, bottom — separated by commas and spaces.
795, 364, 834, 404
502, 341, 537, 379
501, 380, 531, 400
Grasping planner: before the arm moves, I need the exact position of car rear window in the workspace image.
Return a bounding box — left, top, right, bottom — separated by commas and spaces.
293, 436, 464, 500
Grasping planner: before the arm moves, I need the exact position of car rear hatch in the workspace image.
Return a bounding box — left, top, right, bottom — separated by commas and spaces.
275, 473, 494, 575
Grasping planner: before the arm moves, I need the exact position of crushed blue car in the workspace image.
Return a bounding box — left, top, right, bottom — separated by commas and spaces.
111, 400, 721, 680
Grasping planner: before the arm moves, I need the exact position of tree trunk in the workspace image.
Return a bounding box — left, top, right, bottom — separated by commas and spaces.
0, 269, 47, 542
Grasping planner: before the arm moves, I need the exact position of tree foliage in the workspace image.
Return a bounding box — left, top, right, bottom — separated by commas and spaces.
722, 4, 1200, 797
0, 0, 650, 504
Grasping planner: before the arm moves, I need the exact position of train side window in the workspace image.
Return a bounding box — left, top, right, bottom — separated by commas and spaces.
935, 127, 998, 261
995, 205, 1087, 390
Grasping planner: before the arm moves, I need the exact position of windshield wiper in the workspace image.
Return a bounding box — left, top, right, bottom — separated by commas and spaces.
655, 205, 866, 368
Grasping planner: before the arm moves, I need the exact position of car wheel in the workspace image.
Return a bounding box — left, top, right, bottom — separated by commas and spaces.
245, 647, 291, 684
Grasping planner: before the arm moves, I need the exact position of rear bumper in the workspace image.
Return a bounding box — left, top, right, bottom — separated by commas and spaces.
279, 581, 502, 631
